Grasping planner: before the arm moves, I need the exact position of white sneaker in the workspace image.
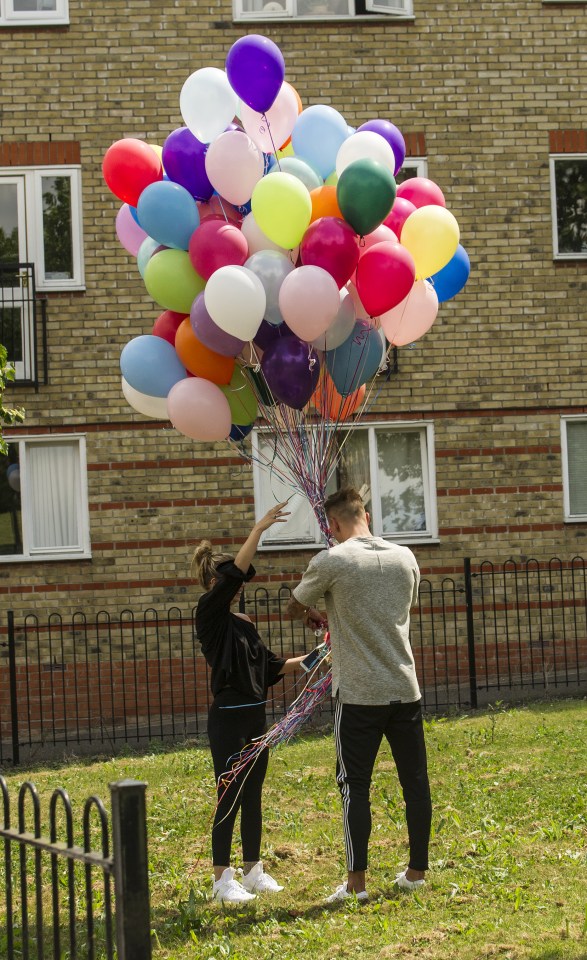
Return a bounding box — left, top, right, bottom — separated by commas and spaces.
241, 861, 284, 893
395, 870, 425, 891
212, 867, 256, 904
325, 881, 368, 903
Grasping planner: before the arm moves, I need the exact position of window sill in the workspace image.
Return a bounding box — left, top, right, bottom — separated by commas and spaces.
553, 254, 587, 261
0, 18, 69, 27
233, 13, 415, 21
0, 551, 92, 564
258, 536, 440, 551
563, 517, 587, 524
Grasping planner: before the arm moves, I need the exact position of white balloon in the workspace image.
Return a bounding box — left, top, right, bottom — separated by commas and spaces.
204, 265, 266, 341
121, 378, 169, 419
311, 288, 356, 351
180, 68, 238, 144
336, 131, 396, 178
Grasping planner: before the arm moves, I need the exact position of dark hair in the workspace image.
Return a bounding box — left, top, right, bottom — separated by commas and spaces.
323, 486, 366, 523
190, 540, 232, 590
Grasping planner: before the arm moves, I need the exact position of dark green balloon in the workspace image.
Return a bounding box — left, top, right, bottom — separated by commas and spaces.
336, 158, 397, 237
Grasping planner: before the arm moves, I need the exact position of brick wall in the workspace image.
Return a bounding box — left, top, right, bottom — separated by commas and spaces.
1, 0, 587, 622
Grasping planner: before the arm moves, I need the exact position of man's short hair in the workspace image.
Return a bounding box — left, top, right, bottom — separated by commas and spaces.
323, 486, 366, 523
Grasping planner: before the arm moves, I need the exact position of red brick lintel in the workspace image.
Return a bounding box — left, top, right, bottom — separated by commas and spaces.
0, 141, 81, 166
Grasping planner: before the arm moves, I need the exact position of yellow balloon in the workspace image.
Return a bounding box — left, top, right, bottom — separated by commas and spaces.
252, 172, 312, 250
400, 206, 460, 280
325, 170, 338, 186
276, 142, 295, 160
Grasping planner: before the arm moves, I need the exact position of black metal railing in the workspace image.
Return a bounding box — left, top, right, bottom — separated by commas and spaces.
0, 262, 48, 388
0, 777, 151, 959
1, 556, 586, 765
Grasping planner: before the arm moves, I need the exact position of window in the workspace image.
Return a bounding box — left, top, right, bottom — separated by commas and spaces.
0, 435, 91, 561
549, 154, 587, 259
234, 0, 412, 20
561, 416, 587, 522
0, 166, 84, 290
0, 0, 69, 25
396, 157, 428, 182
253, 421, 437, 548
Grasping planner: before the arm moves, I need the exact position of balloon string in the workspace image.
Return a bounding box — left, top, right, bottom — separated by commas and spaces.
263, 113, 282, 172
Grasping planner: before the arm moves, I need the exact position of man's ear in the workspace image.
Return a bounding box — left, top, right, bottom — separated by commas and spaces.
365, 511, 371, 527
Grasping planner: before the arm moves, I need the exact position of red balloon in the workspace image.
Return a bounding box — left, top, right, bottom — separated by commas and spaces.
355, 241, 415, 318
396, 177, 446, 209
102, 139, 163, 207
152, 310, 187, 345
384, 197, 417, 238
300, 217, 359, 289
188, 219, 249, 281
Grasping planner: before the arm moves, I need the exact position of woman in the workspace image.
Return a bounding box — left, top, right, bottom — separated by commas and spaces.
193, 502, 310, 904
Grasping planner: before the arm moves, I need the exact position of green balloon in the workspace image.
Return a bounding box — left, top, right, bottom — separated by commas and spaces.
220, 368, 258, 425
144, 249, 205, 313
336, 158, 396, 237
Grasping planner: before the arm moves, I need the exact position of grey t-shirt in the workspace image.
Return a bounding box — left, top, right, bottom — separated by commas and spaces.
293, 536, 421, 706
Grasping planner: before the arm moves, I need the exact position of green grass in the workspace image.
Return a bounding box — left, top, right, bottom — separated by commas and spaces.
2, 700, 587, 959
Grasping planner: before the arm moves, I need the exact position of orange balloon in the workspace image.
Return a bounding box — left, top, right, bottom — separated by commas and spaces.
278, 82, 303, 150
175, 319, 235, 385
309, 186, 343, 224
312, 376, 366, 421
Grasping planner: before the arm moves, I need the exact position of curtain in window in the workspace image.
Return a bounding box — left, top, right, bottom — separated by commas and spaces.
376, 430, 425, 534
567, 421, 587, 516
337, 430, 372, 513
28, 441, 79, 549
257, 435, 318, 543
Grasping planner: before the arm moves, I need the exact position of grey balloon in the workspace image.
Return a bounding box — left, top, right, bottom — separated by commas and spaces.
245, 249, 295, 327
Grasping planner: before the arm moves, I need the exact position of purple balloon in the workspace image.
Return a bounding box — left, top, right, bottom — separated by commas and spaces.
226, 35, 285, 114
190, 293, 246, 357
261, 336, 321, 410
162, 127, 214, 201
254, 318, 290, 351
357, 119, 406, 176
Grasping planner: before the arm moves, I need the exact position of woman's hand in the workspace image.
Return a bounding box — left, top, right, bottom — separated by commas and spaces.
254, 501, 290, 533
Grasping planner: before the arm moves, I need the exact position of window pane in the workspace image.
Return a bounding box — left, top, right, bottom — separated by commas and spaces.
296, 0, 350, 14
567, 420, 587, 516
554, 159, 587, 254
41, 176, 73, 280
336, 430, 372, 515
377, 430, 426, 533
0, 307, 23, 362
0, 451, 23, 556
256, 434, 318, 542
12, 0, 57, 10
0, 182, 20, 276
28, 441, 80, 550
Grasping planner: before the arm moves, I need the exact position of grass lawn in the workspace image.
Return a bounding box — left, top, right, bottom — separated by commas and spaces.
1, 699, 587, 959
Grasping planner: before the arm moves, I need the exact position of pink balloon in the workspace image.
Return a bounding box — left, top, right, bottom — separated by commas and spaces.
241, 82, 299, 154
346, 281, 369, 321
350, 224, 397, 284
380, 280, 439, 346
355, 241, 416, 318
188, 219, 249, 280
279, 265, 341, 341
384, 197, 417, 239
167, 377, 232, 441
396, 177, 446, 209
116, 203, 148, 256
197, 198, 241, 224
300, 217, 359, 289
205, 131, 264, 206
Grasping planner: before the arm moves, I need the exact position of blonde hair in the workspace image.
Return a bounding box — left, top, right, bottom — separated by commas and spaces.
190, 540, 232, 590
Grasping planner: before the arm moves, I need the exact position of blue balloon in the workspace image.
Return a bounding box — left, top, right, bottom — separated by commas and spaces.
429, 244, 470, 303
120, 335, 187, 398
326, 320, 383, 397
129, 204, 140, 225
229, 422, 253, 441
292, 105, 350, 180
137, 180, 200, 251
136, 237, 160, 277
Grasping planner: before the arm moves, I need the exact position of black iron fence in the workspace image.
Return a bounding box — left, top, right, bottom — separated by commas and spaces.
0, 262, 48, 388
1, 556, 586, 765
0, 776, 151, 959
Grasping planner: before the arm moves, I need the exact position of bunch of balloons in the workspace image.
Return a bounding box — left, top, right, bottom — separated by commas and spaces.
103, 33, 470, 456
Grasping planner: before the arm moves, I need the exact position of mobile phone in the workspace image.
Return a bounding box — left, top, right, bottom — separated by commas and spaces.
300, 642, 328, 673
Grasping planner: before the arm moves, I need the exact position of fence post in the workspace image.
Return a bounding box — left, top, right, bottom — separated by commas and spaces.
110, 779, 152, 960
7, 611, 20, 766
463, 559, 478, 709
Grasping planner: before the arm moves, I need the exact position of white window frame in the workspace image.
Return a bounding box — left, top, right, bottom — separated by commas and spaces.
0, 0, 69, 25
397, 157, 428, 179
234, 0, 412, 21
252, 420, 438, 549
549, 153, 587, 260
561, 415, 587, 523
0, 434, 91, 563
0, 165, 85, 291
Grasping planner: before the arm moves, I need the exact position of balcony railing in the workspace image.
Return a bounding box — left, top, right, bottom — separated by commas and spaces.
0, 262, 47, 388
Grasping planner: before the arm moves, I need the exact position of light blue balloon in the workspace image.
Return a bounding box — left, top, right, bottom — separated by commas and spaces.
428, 244, 470, 303
268, 157, 323, 192
326, 320, 383, 396
137, 237, 160, 277
292, 105, 350, 180
120, 335, 187, 398
137, 180, 200, 251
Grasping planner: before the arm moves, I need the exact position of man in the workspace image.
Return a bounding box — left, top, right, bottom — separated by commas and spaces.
286, 486, 432, 902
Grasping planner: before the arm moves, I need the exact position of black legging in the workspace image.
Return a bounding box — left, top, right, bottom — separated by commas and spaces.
334, 698, 432, 873
207, 691, 269, 866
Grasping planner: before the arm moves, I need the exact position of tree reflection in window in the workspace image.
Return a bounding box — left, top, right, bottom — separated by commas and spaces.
554, 158, 587, 255
42, 176, 73, 279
